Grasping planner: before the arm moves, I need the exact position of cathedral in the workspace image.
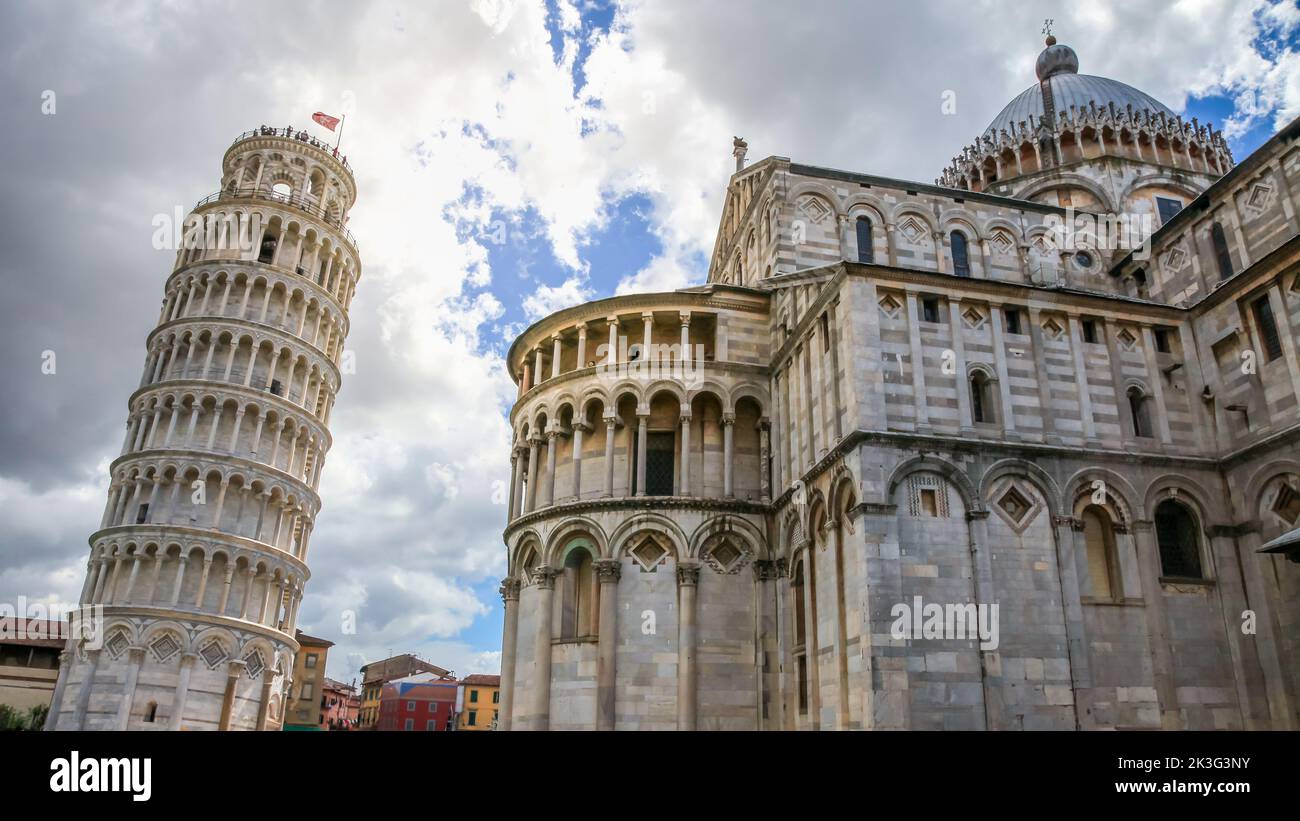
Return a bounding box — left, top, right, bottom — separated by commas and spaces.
498, 36, 1300, 730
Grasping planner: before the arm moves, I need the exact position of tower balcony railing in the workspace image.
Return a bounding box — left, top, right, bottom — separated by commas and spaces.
231, 125, 353, 173
194, 188, 359, 252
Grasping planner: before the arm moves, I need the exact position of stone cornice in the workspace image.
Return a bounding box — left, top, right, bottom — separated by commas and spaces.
88, 523, 310, 577
128, 379, 333, 451
108, 449, 321, 513
147, 313, 342, 386
165, 258, 353, 330
506, 286, 770, 375
92, 604, 301, 648
770, 428, 1222, 510
503, 495, 770, 542
510, 360, 770, 426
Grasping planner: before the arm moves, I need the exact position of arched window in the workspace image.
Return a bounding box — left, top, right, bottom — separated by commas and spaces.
951, 231, 971, 277
1081, 506, 1120, 599
970, 371, 995, 424
144, 701, 158, 723
1127, 387, 1151, 438
1154, 499, 1202, 579
1210, 222, 1233, 280
791, 558, 809, 715
559, 545, 596, 640
856, 217, 874, 264
258, 232, 277, 264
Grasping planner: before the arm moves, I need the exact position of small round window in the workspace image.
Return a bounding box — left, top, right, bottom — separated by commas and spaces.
1074, 251, 1094, 269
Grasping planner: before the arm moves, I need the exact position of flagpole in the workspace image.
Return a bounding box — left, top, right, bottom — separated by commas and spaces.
334, 115, 346, 152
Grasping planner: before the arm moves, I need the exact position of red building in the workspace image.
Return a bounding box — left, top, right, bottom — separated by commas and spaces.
377, 672, 458, 731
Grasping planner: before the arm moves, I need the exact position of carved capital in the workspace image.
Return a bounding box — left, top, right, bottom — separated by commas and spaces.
966, 509, 990, 521
499, 578, 521, 602
752, 559, 779, 582
676, 562, 701, 587
594, 559, 622, 583
532, 566, 560, 590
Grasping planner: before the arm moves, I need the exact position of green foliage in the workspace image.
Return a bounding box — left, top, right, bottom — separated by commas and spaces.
0, 703, 49, 731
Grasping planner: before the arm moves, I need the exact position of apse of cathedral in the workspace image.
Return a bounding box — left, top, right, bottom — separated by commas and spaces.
498, 35, 1300, 731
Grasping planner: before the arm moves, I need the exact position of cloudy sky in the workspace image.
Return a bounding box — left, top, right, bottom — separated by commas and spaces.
1, 0, 1297, 684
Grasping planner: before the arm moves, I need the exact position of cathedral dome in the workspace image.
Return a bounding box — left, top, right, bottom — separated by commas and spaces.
983, 37, 1176, 138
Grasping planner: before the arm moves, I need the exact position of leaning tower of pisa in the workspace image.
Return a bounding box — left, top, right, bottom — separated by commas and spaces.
46, 126, 361, 731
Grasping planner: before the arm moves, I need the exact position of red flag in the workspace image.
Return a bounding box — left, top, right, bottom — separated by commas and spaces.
312, 111, 341, 131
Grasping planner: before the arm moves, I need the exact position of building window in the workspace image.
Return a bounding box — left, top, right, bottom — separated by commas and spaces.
856, 216, 874, 263
1211, 222, 1233, 280
1081, 318, 1098, 344
950, 231, 971, 277
426, 720, 436, 731
921, 297, 940, 324
144, 701, 158, 723
305, 654, 317, 669
470, 690, 479, 703
644, 431, 675, 496
1127, 387, 1152, 438
1153, 328, 1170, 353
493, 690, 500, 703
135, 504, 149, 524
1252, 295, 1284, 362
1156, 197, 1183, 225
919, 488, 939, 517
1133, 268, 1147, 288
970, 371, 995, 424
1004, 308, 1022, 335
1081, 507, 1121, 599
819, 312, 830, 352
1154, 499, 1203, 579
467, 710, 478, 726
792, 560, 808, 715
407, 700, 416, 710
404, 718, 414, 731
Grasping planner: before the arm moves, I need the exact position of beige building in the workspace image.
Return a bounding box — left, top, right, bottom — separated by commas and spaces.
46, 125, 362, 730
283, 632, 333, 729
497, 37, 1299, 730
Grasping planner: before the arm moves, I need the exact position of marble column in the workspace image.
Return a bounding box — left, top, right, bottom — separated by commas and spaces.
1132, 519, 1181, 729
679, 411, 692, 496
595, 559, 621, 730
603, 415, 616, 497
722, 413, 735, 498
635, 413, 648, 497
115, 647, 146, 730
1051, 515, 1094, 729
498, 579, 521, 731
676, 561, 701, 731
570, 423, 586, 500
543, 430, 558, 507
531, 568, 559, 730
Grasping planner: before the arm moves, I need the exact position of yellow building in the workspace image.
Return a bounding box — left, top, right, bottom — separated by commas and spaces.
458, 674, 500, 730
